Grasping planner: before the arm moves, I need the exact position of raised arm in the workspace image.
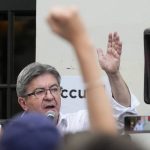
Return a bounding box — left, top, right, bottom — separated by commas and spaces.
97, 32, 131, 107
47, 6, 117, 134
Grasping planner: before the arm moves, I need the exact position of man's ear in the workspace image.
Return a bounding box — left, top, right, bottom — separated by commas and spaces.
18, 97, 28, 111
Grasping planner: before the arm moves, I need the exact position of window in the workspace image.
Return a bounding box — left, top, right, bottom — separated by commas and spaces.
0, 0, 36, 119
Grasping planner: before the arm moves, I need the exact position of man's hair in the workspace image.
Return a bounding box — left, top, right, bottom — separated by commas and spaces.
16, 62, 61, 97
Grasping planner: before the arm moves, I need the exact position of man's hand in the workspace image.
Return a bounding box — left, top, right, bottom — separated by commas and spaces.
97, 32, 122, 74
98, 32, 131, 107
47, 6, 87, 44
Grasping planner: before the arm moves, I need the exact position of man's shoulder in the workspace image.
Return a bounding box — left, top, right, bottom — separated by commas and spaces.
58, 110, 89, 133
59, 109, 89, 125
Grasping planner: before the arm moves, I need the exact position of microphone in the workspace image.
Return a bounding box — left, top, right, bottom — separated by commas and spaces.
46, 111, 56, 121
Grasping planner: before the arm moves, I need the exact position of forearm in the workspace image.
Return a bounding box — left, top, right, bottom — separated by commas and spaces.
107, 71, 131, 107
72, 34, 100, 84
71, 35, 117, 134
48, 7, 117, 134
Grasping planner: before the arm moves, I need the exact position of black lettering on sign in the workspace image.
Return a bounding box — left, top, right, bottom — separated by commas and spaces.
61, 88, 86, 99
61, 89, 68, 98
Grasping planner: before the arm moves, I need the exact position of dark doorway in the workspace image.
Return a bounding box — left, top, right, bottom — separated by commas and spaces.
0, 0, 36, 119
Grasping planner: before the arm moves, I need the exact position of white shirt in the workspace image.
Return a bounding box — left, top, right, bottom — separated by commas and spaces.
57, 77, 139, 134
2, 77, 139, 135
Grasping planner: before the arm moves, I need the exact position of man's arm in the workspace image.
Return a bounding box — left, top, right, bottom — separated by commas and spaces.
47, 6, 117, 134
97, 32, 131, 107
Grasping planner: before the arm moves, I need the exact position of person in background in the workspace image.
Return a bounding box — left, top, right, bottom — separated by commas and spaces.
133, 118, 145, 132
0, 112, 61, 150
61, 131, 145, 150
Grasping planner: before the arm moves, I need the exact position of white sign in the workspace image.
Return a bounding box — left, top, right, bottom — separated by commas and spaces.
60, 76, 87, 113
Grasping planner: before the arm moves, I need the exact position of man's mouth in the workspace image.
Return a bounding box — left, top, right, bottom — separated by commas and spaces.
44, 105, 55, 109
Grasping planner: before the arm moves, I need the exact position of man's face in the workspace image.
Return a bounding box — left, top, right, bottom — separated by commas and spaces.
18, 73, 61, 119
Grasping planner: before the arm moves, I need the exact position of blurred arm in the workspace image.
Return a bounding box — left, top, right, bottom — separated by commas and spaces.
47, 6, 117, 134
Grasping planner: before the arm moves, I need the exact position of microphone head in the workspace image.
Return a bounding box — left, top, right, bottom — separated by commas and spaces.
46, 111, 55, 121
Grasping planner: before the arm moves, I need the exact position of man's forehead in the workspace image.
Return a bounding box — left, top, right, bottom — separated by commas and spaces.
27, 74, 59, 89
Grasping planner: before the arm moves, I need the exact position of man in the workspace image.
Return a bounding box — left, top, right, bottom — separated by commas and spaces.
16, 46, 138, 134
15, 8, 139, 134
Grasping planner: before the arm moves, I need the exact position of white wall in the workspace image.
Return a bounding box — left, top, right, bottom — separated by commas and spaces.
36, 0, 150, 115
37, 0, 150, 148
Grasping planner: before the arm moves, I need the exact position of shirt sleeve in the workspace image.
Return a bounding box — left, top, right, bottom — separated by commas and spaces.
101, 75, 140, 129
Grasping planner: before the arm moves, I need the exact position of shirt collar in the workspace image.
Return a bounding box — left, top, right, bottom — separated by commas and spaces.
57, 113, 67, 127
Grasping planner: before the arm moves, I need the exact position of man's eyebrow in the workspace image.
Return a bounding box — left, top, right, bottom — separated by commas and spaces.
49, 84, 59, 88
33, 84, 59, 91
34, 87, 45, 91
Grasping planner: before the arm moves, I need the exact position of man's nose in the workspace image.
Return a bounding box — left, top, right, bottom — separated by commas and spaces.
43, 89, 54, 99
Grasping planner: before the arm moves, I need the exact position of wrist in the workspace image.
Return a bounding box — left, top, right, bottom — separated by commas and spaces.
106, 71, 121, 80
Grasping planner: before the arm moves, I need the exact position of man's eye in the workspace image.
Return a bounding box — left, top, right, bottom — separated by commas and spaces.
51, 88, 58, 92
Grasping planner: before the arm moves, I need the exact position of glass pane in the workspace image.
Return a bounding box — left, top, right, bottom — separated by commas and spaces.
0, 13, 8, 84
11, 88, 23, 117
11, 12, 36, 83
0, 89, 7, 119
